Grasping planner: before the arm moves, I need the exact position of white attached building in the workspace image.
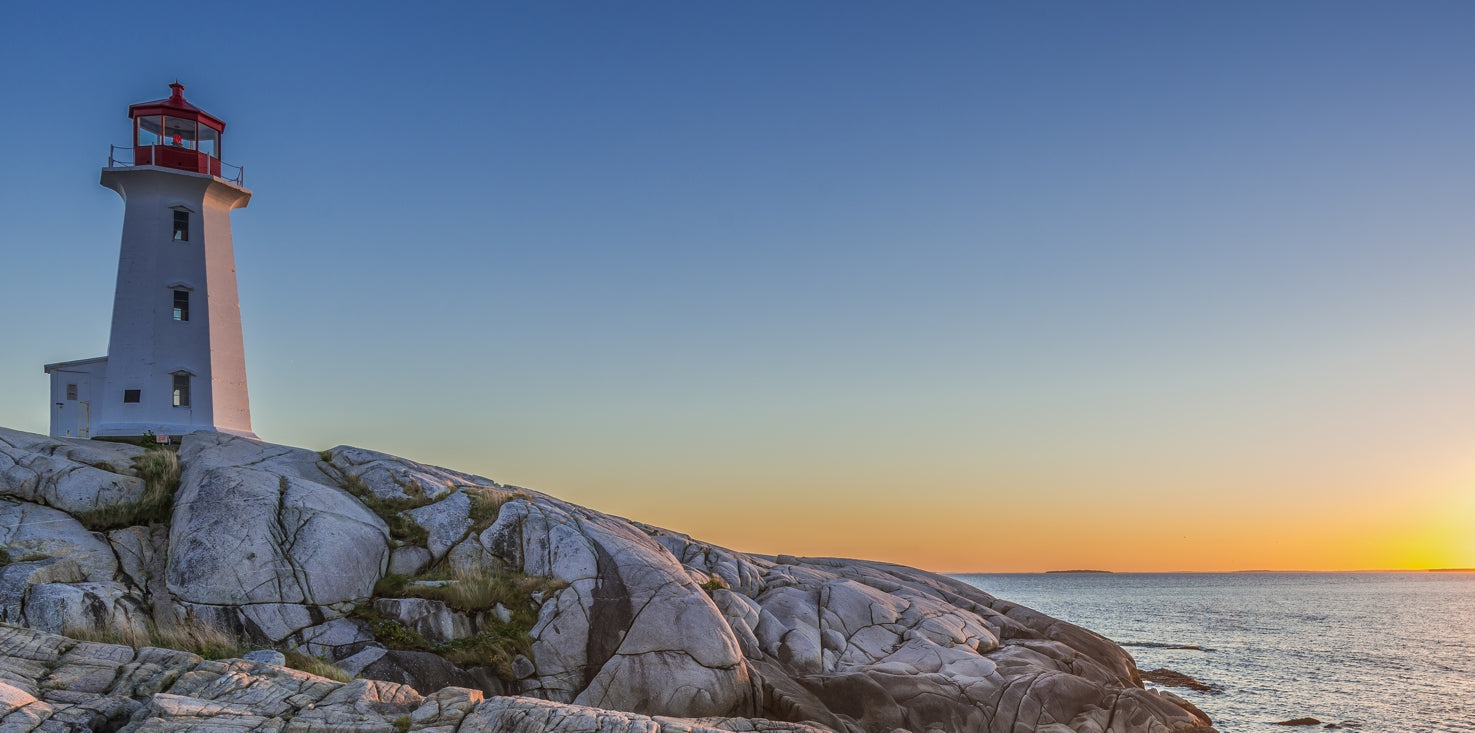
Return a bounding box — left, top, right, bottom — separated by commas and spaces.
45, 83, 257, 440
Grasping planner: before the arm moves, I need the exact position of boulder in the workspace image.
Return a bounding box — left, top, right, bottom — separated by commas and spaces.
388, 546, 433, 576
326, 445, 492, 503
22, 581, 148, 637
167, 434, 389, 606
360, 650, 502, 696
0, 428, 148, 515
405, 490, 473, 559
0, 558, 85, 624
0, 500, 118, 584
241, 650, 286, 667
374, 597, 472, 643
408, 686, 483, 730
457, 696, 832, 733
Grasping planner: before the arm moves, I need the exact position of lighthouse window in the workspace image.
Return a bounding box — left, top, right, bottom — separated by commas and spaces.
173, 211, 189, 241
173, 290, 190, 321
198, 126, 218, 158
65, 384, 77, 401
137, 116, 161, 147
164, 116, 196, 150
123, 389, 141, 404
173, 375, 191, 408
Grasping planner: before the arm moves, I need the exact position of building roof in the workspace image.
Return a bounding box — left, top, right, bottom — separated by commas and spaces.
129, 82, 226, 131
43, 356, 108, 373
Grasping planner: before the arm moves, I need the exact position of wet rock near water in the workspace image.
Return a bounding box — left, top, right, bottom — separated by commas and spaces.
1141, 668, 1218, 693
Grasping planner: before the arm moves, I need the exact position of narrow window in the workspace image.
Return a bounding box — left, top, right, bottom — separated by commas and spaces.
65, 384, 78, 401
172, 375, 191, 408
173, 290, 190, 321
123, 389, 141, 404
173, 210, 189, 241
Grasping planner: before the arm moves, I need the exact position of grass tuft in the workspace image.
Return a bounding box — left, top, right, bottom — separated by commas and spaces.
65, 618, 245, 660
700, 574, 728, 592
73, 449, 181, 531
283, 649, 354, 682
466, 490, 512, 534
376, 567, 564, 615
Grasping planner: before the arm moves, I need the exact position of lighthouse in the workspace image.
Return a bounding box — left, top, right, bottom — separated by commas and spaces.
44, 83, 257, 440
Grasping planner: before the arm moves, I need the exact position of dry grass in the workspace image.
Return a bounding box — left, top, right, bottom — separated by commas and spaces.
65, 618, 244, 660
466, 489, 516, 533
283, 649, 353, 682
375, 567, 563, 614
74, 449, 181, 531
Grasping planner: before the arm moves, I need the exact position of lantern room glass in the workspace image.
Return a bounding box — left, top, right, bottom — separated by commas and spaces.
197, 125, 219, 158
164, 116, 196, 150
137, 116, 161, 147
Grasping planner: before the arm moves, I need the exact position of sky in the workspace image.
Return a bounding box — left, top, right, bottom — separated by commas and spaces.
2, 2, 1474, 572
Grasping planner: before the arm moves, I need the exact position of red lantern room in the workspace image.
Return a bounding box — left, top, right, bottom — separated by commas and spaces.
126, 82, 227, 179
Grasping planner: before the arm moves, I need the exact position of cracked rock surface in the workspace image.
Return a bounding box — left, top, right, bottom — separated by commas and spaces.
0, 427, 1215, 732
0, 623, 824, 733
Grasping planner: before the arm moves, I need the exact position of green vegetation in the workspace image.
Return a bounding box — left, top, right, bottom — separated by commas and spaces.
337, 473, 434, 544
330, 466, 548, 680
358, 566, 565, 680
392, 715, 412, 732
74, 447, 182, 531
351, 603, 531, 678
0, 547, 10, 567
283, 649, 353, 682
66, 619, 245, 660
700, 574, 728, 592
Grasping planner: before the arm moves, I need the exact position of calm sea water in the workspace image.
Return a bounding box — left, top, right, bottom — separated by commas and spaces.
952, 573, 1475, 733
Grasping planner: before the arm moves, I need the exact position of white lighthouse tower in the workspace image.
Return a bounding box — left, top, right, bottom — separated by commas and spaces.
44, 83, 257, 440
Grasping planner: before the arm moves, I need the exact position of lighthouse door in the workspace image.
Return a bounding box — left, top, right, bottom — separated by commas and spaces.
74, 377, 92, 438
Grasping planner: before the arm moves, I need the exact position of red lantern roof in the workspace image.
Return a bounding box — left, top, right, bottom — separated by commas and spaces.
129, 82, 226, 132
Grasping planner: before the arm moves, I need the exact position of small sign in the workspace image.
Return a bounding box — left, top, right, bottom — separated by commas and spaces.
156, 434, 170, 444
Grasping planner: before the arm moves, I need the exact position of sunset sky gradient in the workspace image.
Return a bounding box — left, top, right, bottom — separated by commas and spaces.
2, 2, 1474, 571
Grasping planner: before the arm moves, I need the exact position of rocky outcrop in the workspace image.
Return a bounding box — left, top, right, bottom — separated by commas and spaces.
0, 428, 146, 515
0, 622, 827, 732
0, 426, 1216, 732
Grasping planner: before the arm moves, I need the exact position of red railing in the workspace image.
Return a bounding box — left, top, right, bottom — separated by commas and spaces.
108, 145, 245, 187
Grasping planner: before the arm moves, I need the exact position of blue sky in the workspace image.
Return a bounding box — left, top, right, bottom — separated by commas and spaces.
3, 2, 1475, 570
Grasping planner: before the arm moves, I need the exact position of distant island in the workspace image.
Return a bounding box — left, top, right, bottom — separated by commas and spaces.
1046, 569, 1114, 574
1428, 568, 1475, 572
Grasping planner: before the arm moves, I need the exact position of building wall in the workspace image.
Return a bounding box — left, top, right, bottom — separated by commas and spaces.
91, 166, 255, 439
201, 182, 254, 437
45, 358, 108, 438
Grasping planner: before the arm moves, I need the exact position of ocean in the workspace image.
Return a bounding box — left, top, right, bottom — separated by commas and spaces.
952, 572, 1475, 733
